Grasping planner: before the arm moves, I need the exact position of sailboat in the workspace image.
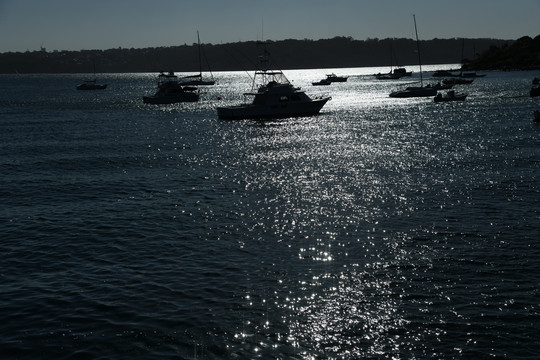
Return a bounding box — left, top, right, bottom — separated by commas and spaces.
389, 15, 436, 98
376, 45, 412, 80
76, 62, 107, 90
180, 31, 215, 86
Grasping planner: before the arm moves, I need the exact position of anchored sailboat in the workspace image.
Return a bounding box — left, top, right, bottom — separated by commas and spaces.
76, 62, 107, 90
180, 31, 215, 86
389, 15, 436, 98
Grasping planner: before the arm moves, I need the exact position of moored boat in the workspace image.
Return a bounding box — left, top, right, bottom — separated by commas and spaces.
312, 78, 331, 86
393, 67, 412, 77
390, 85, 437, 98
76, 79, 107, 90
325, 73, 348, 82
443, 77, 474, 85
143, 71, 199, 104
432, 70, 460, 77
434, 90, 468, 102
389, 15, 436, 98
217, 70, 330, 120
179, 31, 216, 86
179, 73, 215, 86
430, 82, 453, 90
376, 68, 412, 80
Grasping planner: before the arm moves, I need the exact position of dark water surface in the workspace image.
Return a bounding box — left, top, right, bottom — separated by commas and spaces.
1, 67, 539, 359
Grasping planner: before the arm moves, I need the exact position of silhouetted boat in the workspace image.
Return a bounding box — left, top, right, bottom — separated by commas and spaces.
376, 45, 412, 80
179, 31, 215, 86
433, 70, 460, 77
325, 73, 348, 82
390, 15, 437, 98
217, 70, 330, 119
434, 90, 467, 102
76, 62, 107, 90
217, 48, 330, 120
390, 85, 437, 98
443, 78, 474, 85
376, 68, 412, 80
76, 79, 107, 90
393, 67, 412, 77
312, 79, 331, 86
430, 82, 453, 90
376, 71, 401, 80
143, 71, 199, 104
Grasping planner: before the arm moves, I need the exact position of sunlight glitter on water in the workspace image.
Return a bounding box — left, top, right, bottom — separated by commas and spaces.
2, 67, 539, 359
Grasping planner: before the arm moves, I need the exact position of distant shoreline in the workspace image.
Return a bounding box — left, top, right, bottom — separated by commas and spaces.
0, 37, 518, 74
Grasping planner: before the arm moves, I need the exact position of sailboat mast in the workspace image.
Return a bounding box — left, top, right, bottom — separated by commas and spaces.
413, 14, 423, 86
197, 31, 202, 76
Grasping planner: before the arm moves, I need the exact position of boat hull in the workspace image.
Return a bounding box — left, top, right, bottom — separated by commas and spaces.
76, 84, 107, 90
217, 97, 330, 120
389, 87, 437, 98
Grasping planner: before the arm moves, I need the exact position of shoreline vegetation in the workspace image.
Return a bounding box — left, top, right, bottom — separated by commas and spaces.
462, 35, 540, 71
0, 35, 538, 74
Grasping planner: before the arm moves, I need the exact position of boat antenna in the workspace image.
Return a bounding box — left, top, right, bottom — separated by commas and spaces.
413, 14, 423, 86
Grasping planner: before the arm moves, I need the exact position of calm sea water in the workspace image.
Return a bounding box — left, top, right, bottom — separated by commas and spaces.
1, 66, 539, 359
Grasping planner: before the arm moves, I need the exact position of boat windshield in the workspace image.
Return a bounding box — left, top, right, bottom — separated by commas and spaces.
252, 70, 290, 90
158, 71, 178, 86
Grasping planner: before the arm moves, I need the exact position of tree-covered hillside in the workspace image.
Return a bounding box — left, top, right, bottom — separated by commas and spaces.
463, 35, 540, 70
0, 37, 512, 73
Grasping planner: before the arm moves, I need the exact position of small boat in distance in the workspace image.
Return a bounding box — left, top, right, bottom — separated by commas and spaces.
432, 70, 460, 77
76, 62, 107, 90
390, 84, 437, 98
143, 71, 199, 104
325, 73, 348, 82
443, 77, 474, 85
434, 90, 468, 102
429, 82, 453, 90
312, 78, 331, 86
76, 79, 107, 90
376, 68, 412, 80
375, 45, 412, 80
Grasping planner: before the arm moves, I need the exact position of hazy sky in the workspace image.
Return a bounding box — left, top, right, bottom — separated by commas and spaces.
1, 0, 538, 52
